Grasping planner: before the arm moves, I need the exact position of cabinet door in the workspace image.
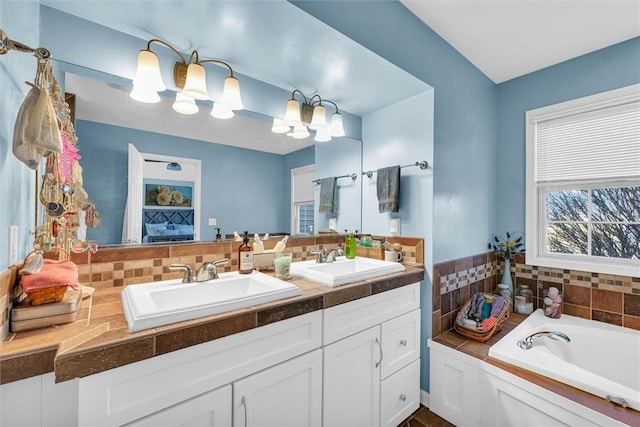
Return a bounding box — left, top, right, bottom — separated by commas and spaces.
126, 385, 231, 427
233, 349, 322, 427
323, 326, 381, 427
429, 342, 481, 427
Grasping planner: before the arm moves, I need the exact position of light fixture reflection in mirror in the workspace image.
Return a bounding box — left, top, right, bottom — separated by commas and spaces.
274, 90, 345, 142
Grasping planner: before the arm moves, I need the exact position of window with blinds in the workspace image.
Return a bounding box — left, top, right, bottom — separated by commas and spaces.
291, 165, 315, 235
525, 84, 640, 276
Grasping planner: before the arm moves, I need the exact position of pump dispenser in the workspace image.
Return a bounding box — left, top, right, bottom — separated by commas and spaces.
345, 229, 357, 259
253, 233, 264, 254
238, 231, 254, 274
273, 235, 289, 253
215, 228, 222, 242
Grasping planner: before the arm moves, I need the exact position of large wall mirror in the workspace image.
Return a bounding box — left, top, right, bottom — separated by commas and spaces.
40, 1, 429, 247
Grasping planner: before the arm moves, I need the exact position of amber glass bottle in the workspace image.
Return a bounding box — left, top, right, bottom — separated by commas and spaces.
238, 231, 254, 274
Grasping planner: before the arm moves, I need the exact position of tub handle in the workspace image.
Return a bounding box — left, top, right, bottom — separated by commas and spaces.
605, 394, 628, 408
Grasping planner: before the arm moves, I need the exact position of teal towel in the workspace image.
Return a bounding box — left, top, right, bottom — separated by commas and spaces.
377, 166, 400, 213
318, 177, 337, 213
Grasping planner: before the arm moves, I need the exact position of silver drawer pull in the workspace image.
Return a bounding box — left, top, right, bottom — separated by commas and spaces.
400, 339, 407, 346
399, 394, 406, 401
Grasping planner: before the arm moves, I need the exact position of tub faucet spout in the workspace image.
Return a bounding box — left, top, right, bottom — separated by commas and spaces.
517, 330, 571, 350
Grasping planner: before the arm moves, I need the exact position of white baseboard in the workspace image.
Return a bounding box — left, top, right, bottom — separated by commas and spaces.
420, 389, 429, 407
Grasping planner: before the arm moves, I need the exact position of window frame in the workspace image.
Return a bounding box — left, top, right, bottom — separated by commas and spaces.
290, 164, 315, 235
525, 84, 640, 277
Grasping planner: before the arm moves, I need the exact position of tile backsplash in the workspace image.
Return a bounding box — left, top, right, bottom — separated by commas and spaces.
433, 252, 640, 337
1, 235, 424, 340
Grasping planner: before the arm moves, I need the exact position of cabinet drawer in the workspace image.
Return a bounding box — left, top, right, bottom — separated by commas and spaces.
323, 282, 420, 344
380, 359, 420, 427
381, 309, 420, 379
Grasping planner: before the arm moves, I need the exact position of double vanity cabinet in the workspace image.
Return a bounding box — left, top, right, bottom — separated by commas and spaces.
1, 281, 421, 427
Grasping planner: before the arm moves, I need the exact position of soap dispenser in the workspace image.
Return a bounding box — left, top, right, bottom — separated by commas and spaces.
215, 228, 222, 242
238, 231, 254, 274
253, 233, 264, 254
273, 235, 289, 253
345, 229, 357, 259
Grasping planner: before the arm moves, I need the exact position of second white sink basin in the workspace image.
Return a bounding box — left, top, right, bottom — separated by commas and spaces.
289, 256, 405, 287
121, 270, 301, 333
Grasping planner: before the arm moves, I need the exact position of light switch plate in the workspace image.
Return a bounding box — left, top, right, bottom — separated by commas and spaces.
328, 218, 337, 230
208, 218, 217, 226
8, 226, 18, 266
390, 218, 401, 235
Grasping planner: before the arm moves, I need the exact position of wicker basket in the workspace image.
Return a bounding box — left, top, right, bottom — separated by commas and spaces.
454, 293, 510, 342
27, 285, 69, 306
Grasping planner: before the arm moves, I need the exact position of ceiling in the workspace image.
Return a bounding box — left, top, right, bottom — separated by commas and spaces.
42, 0, 429, 154
401, 0, 640, 83
43, 1, 640, 154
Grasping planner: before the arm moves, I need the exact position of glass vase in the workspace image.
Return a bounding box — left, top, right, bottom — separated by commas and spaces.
500, 258, 513, 301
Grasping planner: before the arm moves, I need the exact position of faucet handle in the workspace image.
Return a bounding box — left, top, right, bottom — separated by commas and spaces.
310, 249, 325, 263
168, 264, 194, 283
213, 258, 229, 267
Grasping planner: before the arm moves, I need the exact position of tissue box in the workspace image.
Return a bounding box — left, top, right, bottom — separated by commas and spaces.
253, 251, 276, 270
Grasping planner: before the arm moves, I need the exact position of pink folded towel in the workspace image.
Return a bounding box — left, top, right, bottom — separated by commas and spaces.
480, 316, 498, 330
20, 259, 79, 292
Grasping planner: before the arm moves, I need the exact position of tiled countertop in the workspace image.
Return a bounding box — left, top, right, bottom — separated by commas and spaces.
1, 266, 424, 385
433, 313, 640, 426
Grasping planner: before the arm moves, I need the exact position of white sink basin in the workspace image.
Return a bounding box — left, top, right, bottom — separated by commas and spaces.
121, 270, 301, 333
289, 256, 405, 287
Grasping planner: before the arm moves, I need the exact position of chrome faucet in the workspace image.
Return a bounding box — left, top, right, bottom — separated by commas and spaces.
517, 330, 571, 350
325, 246, 344, 262
196, 259, 229, 281
168, 264, 194, 283
310, 247, 344, 263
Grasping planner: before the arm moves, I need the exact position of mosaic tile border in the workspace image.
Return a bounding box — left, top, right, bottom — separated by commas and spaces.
439, 262, 496, 295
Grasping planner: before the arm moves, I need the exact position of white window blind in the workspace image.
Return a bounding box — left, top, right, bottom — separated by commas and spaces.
534, 101, 640, 183
292, 166, 315, 203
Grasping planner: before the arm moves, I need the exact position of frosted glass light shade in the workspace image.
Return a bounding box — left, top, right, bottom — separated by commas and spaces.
132, 50, 166, 91
314, 127, 332, 142
130, 85, 161, 103
130, 49, 165, 103
222, 76, 244, 110
309, 104, 327, 131
172, 92, 199, 114
182, 63, 209, 100
292, 125, 310, 139
271, 118, 290, 134
284, 99, 301, 126
210, 102, 234, 119
329, 112, 345, 137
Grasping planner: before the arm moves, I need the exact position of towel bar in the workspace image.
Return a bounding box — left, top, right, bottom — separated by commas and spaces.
362, 160, 428, 178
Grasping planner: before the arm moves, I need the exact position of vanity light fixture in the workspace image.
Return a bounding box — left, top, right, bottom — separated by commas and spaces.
130, 38, 243, 119
272, 90, 346, 141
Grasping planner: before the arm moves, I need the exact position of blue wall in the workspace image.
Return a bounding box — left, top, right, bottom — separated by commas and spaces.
0, 0, 40, 270
294, 0, 496, 392
314, 137, 363, 232
495, 37, 640, 234
294, 0, 498, 265
77, 120, 313, 244
362, 90, 435, 392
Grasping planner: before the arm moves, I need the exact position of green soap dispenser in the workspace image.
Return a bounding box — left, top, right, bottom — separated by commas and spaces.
345, 229, 357, 259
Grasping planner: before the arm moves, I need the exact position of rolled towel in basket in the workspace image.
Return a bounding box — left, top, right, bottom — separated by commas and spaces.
467, 293, 485, 321
20, 259, 79, 292
490, 296, 506, 317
